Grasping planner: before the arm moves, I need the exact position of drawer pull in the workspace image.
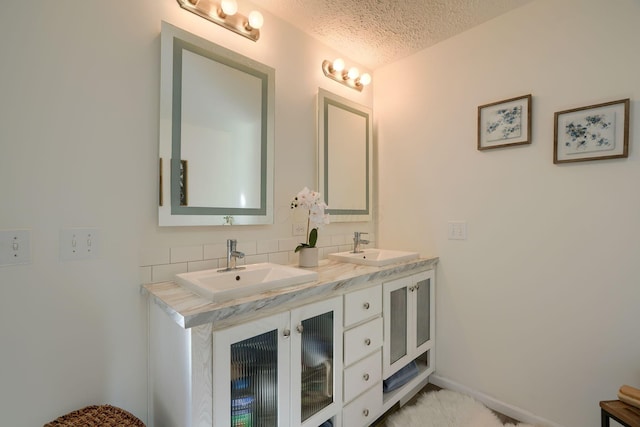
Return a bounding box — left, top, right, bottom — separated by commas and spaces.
363, 409, 369, 417
363, 373, 370, 381
283, 329, 291, 338
363, 302, 370, 309
364, 338, 371, 346
296, 324, 304, 334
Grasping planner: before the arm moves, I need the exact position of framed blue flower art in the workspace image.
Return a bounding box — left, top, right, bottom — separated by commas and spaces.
553, 98, 630, 164
478, 94, 532, 151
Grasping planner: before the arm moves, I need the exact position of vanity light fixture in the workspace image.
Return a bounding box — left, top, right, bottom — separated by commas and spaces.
322, 58, 372, 92
177, 0, 264, 42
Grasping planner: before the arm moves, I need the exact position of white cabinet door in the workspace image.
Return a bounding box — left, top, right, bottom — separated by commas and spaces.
382, 270, 434, 379
291, 296, 343, 427
212, 311, 291, 427
413, 271, 434, 358
212, 296, 342, 427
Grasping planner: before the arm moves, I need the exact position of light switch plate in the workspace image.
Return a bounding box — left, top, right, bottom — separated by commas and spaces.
448, 221, 468, 240
0, 229, 32, 266
59, 228, 100, 261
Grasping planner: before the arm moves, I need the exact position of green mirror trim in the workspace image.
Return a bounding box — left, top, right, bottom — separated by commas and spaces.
169, 37, 269, 216
318, 88, 373, 223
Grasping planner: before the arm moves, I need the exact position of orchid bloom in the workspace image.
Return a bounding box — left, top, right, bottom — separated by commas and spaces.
291, 187, 330, 250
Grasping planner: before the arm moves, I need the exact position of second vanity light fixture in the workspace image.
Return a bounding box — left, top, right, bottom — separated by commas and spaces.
322, 58, 372, 92
177, 0, 264, 42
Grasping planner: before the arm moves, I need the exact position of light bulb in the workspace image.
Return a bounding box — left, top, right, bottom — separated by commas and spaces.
332, 58, 345, 73
358, 73, 372, 86
220, 0, 238, 16
247, 11, 264, 29
347, 67, 359, 80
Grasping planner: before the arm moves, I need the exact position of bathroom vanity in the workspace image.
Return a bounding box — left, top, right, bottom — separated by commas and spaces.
143, 256, 437, 427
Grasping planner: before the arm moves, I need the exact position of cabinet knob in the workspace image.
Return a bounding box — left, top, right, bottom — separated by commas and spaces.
364, 338, 371, 346
363, 409, 369, 417
416, 283, 421, 290
363, 302, 370, 310
409, 286, 415, 292
296, 324, 304, 334
363, 373, 370, 381
283, 329, 291, 338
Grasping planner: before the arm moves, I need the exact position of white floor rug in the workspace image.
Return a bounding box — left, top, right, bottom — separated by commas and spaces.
386, 390, 536, 427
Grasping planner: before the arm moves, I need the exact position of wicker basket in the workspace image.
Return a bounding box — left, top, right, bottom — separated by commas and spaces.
44, 405, 145, 427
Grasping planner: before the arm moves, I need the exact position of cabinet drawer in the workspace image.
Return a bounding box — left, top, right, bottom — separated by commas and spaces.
343, 350, 381, 403
344, 284, 382, 327
344, 317, 383, 366
342, 382, 382, 427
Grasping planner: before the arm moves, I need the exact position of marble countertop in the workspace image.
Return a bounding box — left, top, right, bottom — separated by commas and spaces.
142, 256, 438, 329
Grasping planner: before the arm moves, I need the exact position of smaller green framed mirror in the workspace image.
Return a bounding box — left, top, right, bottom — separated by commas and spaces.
318, 89, 373, 222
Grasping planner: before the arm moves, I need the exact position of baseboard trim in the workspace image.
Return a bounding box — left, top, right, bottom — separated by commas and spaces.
429, 374, 563, 427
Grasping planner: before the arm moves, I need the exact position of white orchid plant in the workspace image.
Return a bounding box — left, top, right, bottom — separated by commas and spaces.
291, 187, 330, 252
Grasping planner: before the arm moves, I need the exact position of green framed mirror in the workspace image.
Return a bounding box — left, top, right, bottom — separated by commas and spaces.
318, 89, 373, 222
159, 22, 274, 226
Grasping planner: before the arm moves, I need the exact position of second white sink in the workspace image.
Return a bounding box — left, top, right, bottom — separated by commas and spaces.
175, 263, 318, 302
328, 248, 419, 267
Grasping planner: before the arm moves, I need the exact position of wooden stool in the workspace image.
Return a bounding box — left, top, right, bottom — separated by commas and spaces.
600, 400, 640, 427
44, 404, 145, 426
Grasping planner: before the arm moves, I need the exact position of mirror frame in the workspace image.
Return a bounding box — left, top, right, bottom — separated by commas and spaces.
159, 22, 275, 226
318, 88, 373, 223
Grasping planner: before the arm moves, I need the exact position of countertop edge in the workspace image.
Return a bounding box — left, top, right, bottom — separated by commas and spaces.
143, 256, 438, 329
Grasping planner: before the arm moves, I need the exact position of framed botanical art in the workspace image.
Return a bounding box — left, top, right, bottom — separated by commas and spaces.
554, 98, 630, 164
478, 94, 532, 150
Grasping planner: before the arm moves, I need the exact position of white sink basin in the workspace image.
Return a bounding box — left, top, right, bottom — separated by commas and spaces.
328, 248, 419, 267
175, 262, 318, 302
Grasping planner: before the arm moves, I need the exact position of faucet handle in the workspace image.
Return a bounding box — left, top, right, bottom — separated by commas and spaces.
354, 231, 368, 239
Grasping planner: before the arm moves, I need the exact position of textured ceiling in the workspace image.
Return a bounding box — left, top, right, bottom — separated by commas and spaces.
250, 0, 535, 69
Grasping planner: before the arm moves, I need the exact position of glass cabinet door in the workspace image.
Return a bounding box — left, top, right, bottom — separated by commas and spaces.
383, 276, 412, 378
383, 270, 434, 379
291, 297, 342, 427
230, 331, 278, 427
300, 311, 334, 421
389, 287, 408, 366
213, 312, 290, 427
414, 275, 431, 350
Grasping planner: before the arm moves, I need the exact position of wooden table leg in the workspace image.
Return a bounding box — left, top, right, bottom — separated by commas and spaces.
602, 408, 610, 427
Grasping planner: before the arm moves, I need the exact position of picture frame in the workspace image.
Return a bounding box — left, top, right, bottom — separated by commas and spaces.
478, 94, 532, 150
554, 98, 630, 164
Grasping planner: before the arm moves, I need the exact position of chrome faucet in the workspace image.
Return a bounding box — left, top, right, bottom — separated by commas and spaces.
219, 239, 245, 272
352, 232, 369, 253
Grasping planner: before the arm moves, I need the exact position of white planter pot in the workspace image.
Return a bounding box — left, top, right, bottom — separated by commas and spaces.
298, 247, 319, 268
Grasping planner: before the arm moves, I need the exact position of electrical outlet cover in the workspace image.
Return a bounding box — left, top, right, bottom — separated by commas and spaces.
447, 221, 468, 240
293, 223, 307, 236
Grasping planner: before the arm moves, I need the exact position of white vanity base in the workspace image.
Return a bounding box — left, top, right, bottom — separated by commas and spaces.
144, 257, 438, 427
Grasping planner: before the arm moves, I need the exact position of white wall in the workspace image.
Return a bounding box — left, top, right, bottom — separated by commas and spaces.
375, 0, 640, 426
0, 1, 372, 425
